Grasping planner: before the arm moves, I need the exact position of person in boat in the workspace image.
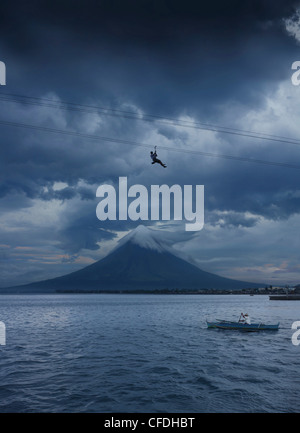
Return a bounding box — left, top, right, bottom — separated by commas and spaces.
150, 146, 167, 168
239, 313, 251, 324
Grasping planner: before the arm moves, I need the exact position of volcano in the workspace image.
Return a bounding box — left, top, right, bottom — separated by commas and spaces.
4, 225, 262, 293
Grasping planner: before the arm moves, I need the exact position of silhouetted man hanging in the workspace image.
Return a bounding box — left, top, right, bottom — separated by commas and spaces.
150, 146, 167, 168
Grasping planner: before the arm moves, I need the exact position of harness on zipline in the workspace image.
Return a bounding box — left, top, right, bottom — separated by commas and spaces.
150, 146, 167, 168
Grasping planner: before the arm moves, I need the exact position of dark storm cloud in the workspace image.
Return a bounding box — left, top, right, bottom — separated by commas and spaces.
2, 0, 298, 49
57, 216, 115, 254
1, 0, 300, 115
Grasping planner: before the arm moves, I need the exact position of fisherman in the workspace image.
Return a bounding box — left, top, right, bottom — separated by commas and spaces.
150, 146, 167, 168
239, 313, 251, 324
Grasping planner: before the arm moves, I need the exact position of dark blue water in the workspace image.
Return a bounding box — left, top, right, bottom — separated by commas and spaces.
0, 294, 299, 413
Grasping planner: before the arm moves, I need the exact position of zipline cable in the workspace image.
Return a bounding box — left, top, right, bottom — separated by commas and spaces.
1, 92, 300, 147
0, 118, 299, 170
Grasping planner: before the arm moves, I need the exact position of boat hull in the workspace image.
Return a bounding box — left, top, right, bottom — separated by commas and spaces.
206, 321, 279, 331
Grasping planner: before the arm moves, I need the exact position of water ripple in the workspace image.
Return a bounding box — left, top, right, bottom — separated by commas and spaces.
0, 294, 299, 413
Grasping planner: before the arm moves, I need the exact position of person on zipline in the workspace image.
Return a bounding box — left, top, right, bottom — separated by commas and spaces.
150, 146, 167, 168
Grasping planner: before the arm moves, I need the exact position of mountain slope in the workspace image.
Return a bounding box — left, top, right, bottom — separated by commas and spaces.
3, 225, 263, 293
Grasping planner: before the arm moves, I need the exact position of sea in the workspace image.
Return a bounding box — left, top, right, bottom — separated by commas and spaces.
0, 293, 299, 413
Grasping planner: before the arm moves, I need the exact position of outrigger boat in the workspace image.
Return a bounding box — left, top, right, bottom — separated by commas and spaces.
206, 318, 279, 332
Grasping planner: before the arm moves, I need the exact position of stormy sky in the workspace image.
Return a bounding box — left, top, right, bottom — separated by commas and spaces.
1, 0, 300, 287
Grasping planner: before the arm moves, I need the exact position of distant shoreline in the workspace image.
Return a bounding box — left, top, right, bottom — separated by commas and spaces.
53, 288, 291, 295
0, 287, 297, 296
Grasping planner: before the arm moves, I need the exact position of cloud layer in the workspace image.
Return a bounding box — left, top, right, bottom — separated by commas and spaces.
1, 0, 300, 286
